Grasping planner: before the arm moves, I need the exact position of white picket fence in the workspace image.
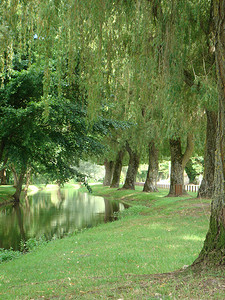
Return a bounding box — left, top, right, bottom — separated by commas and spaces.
136, 182, 200, 192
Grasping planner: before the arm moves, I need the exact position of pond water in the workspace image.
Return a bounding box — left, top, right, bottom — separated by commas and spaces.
0, 186, 126, 250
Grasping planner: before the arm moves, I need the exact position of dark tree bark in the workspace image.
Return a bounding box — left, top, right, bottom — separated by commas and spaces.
0, 139, 6, 162
103, 159, 115, 186
0, 169, 7, 185
198, 110, 217, 198
194, 0, 225, 265
143, 141, 159, 192
110, 150, 124, 188
168, 134, 194, 196
0, 140, 8, 185
0, 156, 8, 185
122, 143, 139, 190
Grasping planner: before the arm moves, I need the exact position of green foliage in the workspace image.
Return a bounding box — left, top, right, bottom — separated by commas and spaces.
20, 236, 48, 253
185, 157, 204, 184
0, 248, 21, 263
158, 160, 170, 180
0, 52, 108, 188
0, 236, 49, 264
136, 169, 147, 182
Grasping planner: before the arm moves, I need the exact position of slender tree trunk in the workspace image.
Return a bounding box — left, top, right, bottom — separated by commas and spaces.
0, 156, 8, 185
103, 159, 115, 186
23, 168, 32, 195
13, 167, 26, 202
0, 139, 6, 163
10, 164, 19, 188
110, 150, 124, 188
198, 110, 217, 198
195, 0, 225, 265
143, 141, 159, 192
168, 134, 194, 196
122, 143, 139, 190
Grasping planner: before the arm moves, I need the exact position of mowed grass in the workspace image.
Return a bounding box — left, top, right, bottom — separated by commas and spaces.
1, 185, 224, 299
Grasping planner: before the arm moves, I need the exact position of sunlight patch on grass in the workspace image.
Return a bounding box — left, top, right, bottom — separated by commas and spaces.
182, 235, 205, 241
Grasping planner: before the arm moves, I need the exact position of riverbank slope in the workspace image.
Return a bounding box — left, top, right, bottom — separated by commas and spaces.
1, 185, 225, 299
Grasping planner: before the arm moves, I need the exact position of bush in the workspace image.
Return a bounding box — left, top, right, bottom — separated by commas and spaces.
0, 248, 21, 263
20, 236, 48, 252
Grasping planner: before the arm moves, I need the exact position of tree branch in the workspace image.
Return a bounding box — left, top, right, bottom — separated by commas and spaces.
182, 133, 195, 169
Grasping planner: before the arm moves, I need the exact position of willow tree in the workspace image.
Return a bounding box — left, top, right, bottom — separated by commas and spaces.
194, 1, 218, 199
194, 0, 225, 265
150, 0, 216, 196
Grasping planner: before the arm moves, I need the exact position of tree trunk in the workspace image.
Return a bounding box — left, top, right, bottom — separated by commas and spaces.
12, 168, 26, 202
10, 164, 19, 188
0, 139, 6, 163
23, 168, 32, 195
143, 141, 159, 192
110, 150, 124, 188
0, 146, 8, 185
168, 134, 194, 197
0, 156, 8, 185
122, 143, 139, 190
194, 0, 225, 265
103, 159, 114, 186
197, 110, 217, 198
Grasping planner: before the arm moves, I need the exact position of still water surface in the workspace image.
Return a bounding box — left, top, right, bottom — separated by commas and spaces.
0, 186, 126, 250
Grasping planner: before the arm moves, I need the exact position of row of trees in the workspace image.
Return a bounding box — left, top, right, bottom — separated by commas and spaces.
99, 0, 216, 199
0, 0, 225, 265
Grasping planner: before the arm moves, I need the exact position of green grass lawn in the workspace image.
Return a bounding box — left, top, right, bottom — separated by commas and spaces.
0, 184, 224, 299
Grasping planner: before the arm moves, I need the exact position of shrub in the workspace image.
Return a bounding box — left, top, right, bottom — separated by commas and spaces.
20, 236, 48, 252
0, 248, 21, 263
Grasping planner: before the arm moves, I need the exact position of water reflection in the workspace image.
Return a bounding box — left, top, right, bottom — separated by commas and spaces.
0, 187, 126, 250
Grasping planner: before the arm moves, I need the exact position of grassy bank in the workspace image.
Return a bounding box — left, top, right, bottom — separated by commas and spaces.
0, 185, 225, 299
0, 185, 15, 205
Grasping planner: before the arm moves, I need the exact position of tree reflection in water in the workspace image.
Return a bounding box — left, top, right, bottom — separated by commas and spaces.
0, 187, 126, 250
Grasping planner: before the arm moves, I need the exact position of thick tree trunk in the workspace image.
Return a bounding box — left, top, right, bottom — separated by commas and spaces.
194, 0, 225, 265
103, 159, 114, 186
122, 143, 139, 190
197, 110, 217, 198
168, 134, 194, 197
110, 150, 124, 188
143, 141, 159, 192
168, 138, 184, 196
